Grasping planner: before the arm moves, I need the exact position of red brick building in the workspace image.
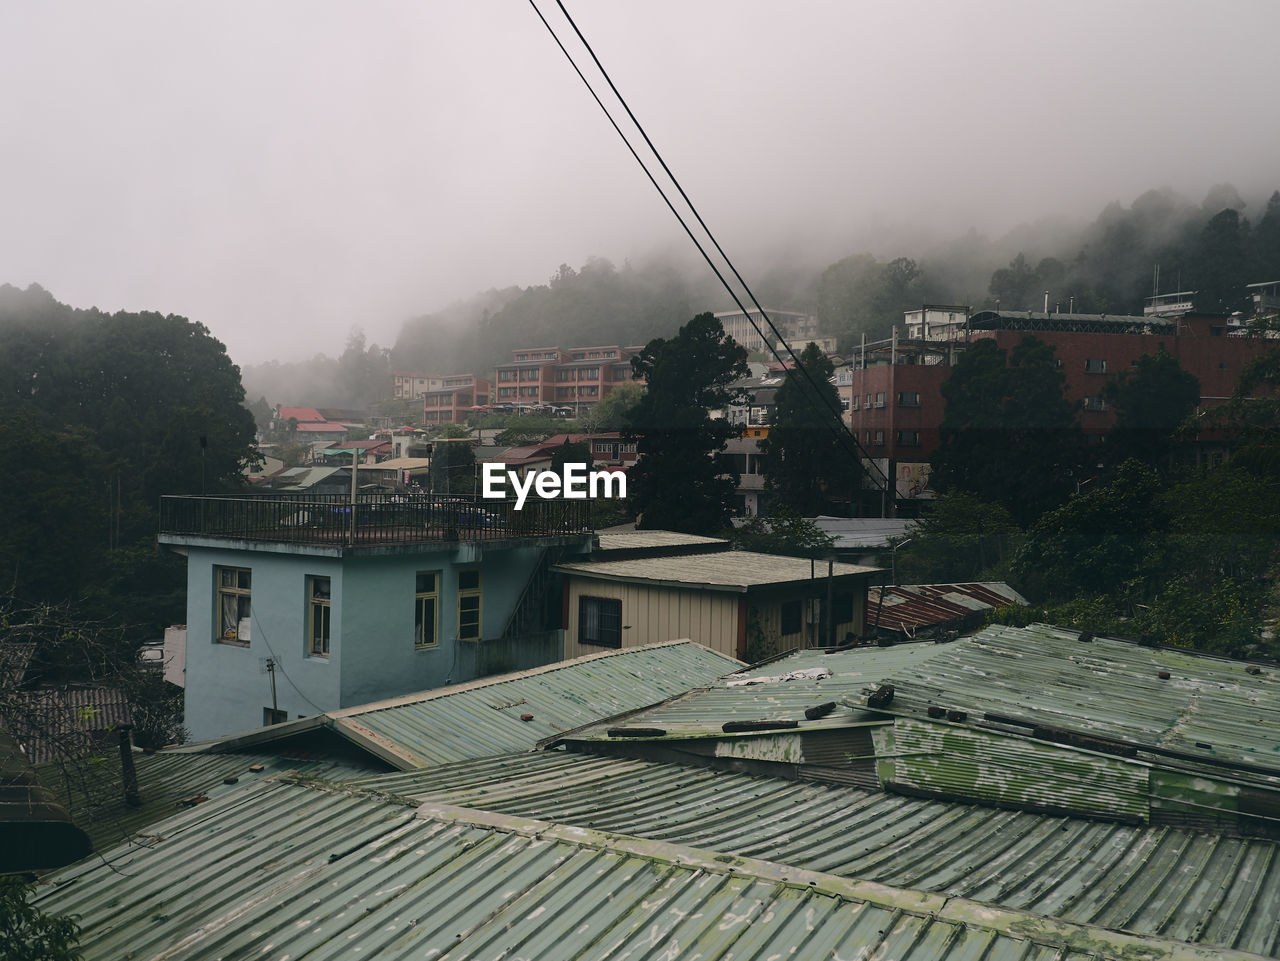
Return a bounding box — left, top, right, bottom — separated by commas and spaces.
422, 375, 490, 426
846, 310, 1276, 508
493, 346, 643, 415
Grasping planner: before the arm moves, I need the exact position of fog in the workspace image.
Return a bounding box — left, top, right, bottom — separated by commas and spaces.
2, 1, 1278, 365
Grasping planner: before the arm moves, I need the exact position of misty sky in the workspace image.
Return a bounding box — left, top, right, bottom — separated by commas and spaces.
3, 1, 1279, 365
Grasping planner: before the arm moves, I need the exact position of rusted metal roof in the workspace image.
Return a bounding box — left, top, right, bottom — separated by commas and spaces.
868, 581, 1027, 635
349, 749, 1280, 958
31, 776, 1254, 961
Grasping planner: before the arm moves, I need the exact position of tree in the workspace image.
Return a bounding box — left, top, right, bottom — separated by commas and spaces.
1192, 208, 1251, 315
931, 336, 1084, 524
627, 313, 749, 535
580, 381, 645, 432
0, 285, 259, 630
1102, 347, 1199, 469
731, 506, 834, 558
428, 425, 475, 494
1011, 460, 1164, 601
0, 876, 81, 961
550, 438, 592, 473
760, 342, 850, 514
895, 491, 1019, 584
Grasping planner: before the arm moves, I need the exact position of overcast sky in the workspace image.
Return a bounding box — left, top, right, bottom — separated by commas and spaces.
3, 1, 1278, 365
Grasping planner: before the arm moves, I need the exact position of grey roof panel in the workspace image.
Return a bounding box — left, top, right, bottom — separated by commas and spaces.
31, 777, 1260, 961
348, 750, 1280, 958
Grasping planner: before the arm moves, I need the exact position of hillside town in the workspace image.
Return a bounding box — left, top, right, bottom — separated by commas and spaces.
5, 3, 1280, 959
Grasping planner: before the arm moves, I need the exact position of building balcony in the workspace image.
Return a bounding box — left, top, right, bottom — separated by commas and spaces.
159, 493, 592, 552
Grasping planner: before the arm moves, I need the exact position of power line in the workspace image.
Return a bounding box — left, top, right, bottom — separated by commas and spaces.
528, 1, 890, 499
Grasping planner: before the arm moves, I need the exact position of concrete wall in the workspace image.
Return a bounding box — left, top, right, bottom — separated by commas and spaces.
182, 540, 552, 741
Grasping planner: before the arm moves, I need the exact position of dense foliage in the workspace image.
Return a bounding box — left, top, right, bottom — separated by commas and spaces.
627, 314, 749, 535
930, 336, 1085, 525
0, 876, 81, 961
0, 284, 258, 628
760, 342, 855, 514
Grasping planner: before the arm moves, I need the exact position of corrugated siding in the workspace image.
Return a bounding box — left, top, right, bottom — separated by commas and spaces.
874, 717, 1151, 822
564, 578, 740, 658
336, 641, 741, 767
30, 777, 1250, 961
348, 751, 1280, 958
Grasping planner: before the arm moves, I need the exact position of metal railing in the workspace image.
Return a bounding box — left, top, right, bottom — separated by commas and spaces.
159, 493, 592, 548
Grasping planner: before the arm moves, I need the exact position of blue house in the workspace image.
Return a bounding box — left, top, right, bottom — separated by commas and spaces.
159, 493, 592, 740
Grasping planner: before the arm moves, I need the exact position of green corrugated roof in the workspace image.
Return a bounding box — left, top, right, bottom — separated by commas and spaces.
565, 641, 950, 736
31, 776, 1260, 961
879, 624, 1280, 777
184, 640, 743, 769
332, 640, 742, 767
347, 750, 1280, 958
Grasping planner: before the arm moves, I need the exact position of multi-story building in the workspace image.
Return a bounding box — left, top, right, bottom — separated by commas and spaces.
493, 346, 643, 416
158, 492, 593, 740
714, 308, 818, 354
392, 372, 444, 400
422, 375, 490, 425
847, 308, 1279, 510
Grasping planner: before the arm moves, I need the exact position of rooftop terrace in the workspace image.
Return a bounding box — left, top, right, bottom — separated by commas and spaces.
158, 492, 591, 550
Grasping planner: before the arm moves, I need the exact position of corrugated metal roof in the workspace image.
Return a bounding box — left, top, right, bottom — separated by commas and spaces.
330, 640, 742, 767
555, 550, 881, 591
565, 642, 950, 735
34, 748, 381, 852
868, 582, 1028, 634
878, 624, 1280, 776
348, 750, 1280, 958
810, 515, 914, 548
31, 777, 1256, 961
594, 530, 729, 551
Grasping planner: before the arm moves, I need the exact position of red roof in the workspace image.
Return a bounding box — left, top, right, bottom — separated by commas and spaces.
277, 406, 325, 423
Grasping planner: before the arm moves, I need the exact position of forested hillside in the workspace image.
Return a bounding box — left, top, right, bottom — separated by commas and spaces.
244, 183, 1280, 410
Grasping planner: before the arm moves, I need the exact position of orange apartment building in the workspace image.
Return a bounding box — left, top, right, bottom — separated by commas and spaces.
422, 375, 490, 426
493, 345, 643, 415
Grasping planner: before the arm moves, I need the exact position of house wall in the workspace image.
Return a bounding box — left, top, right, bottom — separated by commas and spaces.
563, 575, 867, 661
182, 541, 554, 740
563, 579, 740, 659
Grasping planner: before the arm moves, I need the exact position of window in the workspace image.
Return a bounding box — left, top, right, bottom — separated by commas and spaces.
850, 395, 859, 411
897, 391, 921, 407
873, 430, 885, 446
579, 595, 622, 648
896, 430, 921, 447
833, 592, 854, 624
875, 392, 886, 408
415, 571, 439, 649
263, 707, 287, 726
781, 600, 802, 636
1083, 396, 1107, 412
865, 393, 872, 408
458, 569, 482, 641
307, 576, 331, 657
216, 567, 252, 644
1085, 358, 1107, 374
